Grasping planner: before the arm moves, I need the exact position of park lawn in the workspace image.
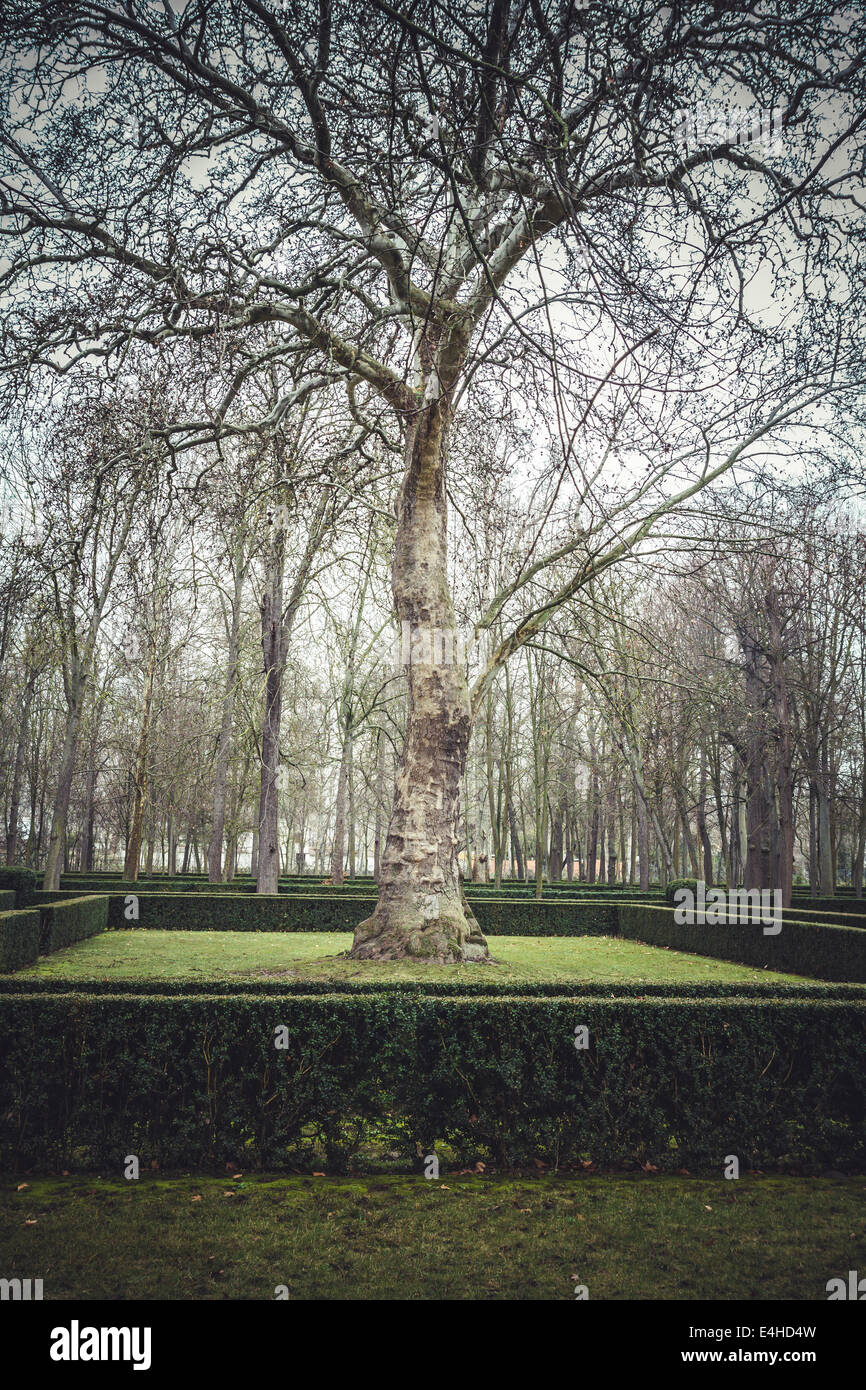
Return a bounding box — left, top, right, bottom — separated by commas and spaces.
8, 929, 812, 985
2, 1173, 863, 1300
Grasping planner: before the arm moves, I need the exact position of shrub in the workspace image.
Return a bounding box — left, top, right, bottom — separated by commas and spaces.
37, 896, 108, 954
0, 992, 863, 1172
665, 877, 699, 904
617, 903, 866, 982
0, 909, 41, 972
0, 892, 15, 913
0, 868, 37, 902
27, 891, 621, 936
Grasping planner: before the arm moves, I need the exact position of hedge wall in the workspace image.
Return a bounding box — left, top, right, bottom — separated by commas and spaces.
618, 903, 866, 982
0, 909, 41, 972
28, 890, 621, 936
0, 992, 863, 1172
53, 873, 662, 900
37, 895, 108, 955
1, 976, 862, 999
0, 868, 36, 902
0, 891, 15, 913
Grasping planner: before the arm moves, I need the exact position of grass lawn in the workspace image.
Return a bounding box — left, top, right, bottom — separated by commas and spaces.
8, 929, 814, 985
2, 1173, 862, 1300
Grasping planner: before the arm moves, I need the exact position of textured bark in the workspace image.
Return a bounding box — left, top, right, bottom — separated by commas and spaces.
350, 397, 487, 962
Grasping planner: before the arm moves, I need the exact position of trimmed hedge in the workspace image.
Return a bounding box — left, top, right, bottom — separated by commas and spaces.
618, 903, 866, 982
0, 992, 863, 1172
0, 867, 37, 902
665, 877, 698, 904
0, 891, 15, 913
28, 890, 620, 936
0, 909, 41, 972
53, 873, 662, 901
1, 976, 863, 999
37, 895, 108, 955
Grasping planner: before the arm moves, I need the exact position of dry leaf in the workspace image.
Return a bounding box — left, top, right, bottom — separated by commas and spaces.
17, 1183, 29, 1191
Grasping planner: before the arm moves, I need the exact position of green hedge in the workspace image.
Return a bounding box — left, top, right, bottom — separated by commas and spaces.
665, 877, 699, 904
0, 909, 41, 972
0, 891, 15, 913
0, 868, 37, 902
37, 896, 108, 954
53, 873, 662, 900
0, 992, 863, 1172
1, 976, 862, 999
618, 903, 866, 982
29, 891, 621, 936
105, 891, 376, 932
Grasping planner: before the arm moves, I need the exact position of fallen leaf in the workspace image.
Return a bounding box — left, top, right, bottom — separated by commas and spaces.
24, 1219, 37, 1226
312, 1172, 326, 1178
191, 1195, 202, 1202
17, 1183, 29, 1191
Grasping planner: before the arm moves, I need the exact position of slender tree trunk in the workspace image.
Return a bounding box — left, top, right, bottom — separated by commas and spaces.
636, 780, 650, 891
6, 670, 35, 864
331, 728, 351, 884
209, 546, 244, 882
123, 642, 157, 882
43, 673, 85, 891
373, 730, 385, 882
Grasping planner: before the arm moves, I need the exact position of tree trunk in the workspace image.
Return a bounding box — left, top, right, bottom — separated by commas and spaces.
123, 642, 157, 882
208, 545, 244, 882
256, 528, 285, 894
43, 673, 85, 891
5, 670, 35, 864
331, 727, 351, 884
350, 399, 487, 961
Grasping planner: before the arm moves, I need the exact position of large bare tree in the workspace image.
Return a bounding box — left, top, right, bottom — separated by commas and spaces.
1, 1, 864, 952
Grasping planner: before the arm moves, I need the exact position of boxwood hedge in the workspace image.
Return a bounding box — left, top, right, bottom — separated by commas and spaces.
0, 992, 863, 1172
0, 908, 41, 972
36, 895, 108, 954
618, 903, 866, 982
0, 867, 37, 902
29, 890, 620, 936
